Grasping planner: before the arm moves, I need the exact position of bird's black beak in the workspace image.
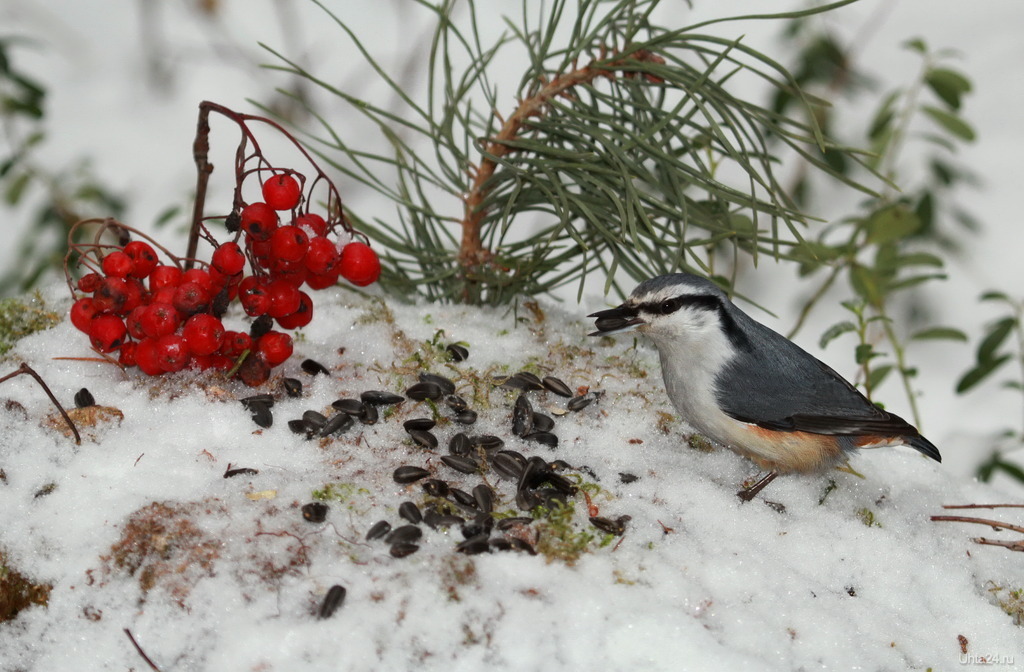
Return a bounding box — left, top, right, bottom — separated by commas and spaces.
587, 305, 646, 336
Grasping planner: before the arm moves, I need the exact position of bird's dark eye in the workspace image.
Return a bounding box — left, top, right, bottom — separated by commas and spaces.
657, 298, 683, 314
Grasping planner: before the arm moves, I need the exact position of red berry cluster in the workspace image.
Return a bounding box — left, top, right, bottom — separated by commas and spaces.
68, 177, 380, 386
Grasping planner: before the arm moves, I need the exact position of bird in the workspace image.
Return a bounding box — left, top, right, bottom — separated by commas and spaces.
588, 273, 941, 501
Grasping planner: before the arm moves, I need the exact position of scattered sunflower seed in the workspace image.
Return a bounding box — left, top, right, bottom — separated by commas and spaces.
495, 517, 533, 531
423, 511, 465, 529
385, 524, 423, 545
240, 393, 275, 409
403, 418, 436, 432
365, 520, 391, 541
440, 454, 479, 475
389, 542, 419, 558
287, 419, 309, 435
449, 432, 471, 456
590, 515, 631, 536
489, 538, 512, 552
422, 479, 450, 498
455, 535, 491, 555
360, 390, 404, 406
359, 404, 379, 424
444, 394, 468, 413
245, 401, 273, 429
419, 372, 456, 395
302, 502, 329, 523
472, 484, 494, 513
541, 375, 573, 398
74, 388, 95, 408
455, 410, 478, 425
408, 429, 438, 450
393, 466, 431, 484
319, 412, 354, 437
406, 381, 443, 401
301, 410, 327, 432
445, 343, 469, 362
469, 435, 504, 451
508, 537, 537, 554
317, 585, 346, 619
531, 413, 554, 432
398, 501, 422, 524
496, 371, 544, 391
524, 430, 558, 448
512, 394, 534, 437
449, 488, 477, 509
301, 358, 330, 376
567, 394, 596, 412
331, 398, 366, 416
282, 377, 303, 398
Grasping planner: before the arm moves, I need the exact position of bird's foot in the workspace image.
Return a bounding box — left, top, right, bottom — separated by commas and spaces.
737, 471, 778, 502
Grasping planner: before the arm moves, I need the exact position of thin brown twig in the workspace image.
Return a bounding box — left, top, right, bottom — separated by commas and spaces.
123, 628, 163, 672
930, 515, 1024, 536
942, 503, 1024, 509
0, 363, 80, 445
972, 537, 1024, 552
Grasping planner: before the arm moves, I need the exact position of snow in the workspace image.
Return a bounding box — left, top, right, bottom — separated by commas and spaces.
0, 284, 1022, 671
2, 0, 1024, 669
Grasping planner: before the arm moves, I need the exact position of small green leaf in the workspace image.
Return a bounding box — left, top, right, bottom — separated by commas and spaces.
956, 354, 1011, 393
925, 67, 972, 110
904, 38, 927, 53
819, 320, 856, 349
4, 171, 31, 205
855, 343, 880, 365
911, 326, 968, 342
868, 91, 900, 142
978, 317, 1016, 362
866, 205, 920, 245
866, 364, 893, 391
980, 290, 1010, 303
922, 105, 976, 142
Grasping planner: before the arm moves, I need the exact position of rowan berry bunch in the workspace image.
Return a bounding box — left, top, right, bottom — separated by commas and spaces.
64, 102, 381, 386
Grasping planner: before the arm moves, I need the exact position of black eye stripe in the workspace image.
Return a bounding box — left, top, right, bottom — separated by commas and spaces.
638, 294, 720, 315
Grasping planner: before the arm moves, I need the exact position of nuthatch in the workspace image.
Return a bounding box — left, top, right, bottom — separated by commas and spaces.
589, 273, 941, 501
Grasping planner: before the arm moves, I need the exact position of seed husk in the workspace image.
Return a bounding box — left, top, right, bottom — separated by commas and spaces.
567, 394, 595, 412
317, 585, 346, 619
302, 502, 329, 523
590, 515, 631, 536
508, 537, 537, 555
519, 456, 553, 490
385, 524, 423, 545
301, 410, 327, 432
455, 534, 491, 555
445, 343, 469, 362
408, 429, 438, 450
492, 451, 526, 480
393, 465, 431, 484
469, 435, 504, 452
282, 377, 303, 398
398, 501, 422, 524
423, 512, 464, 530
406, 381, 443, 401
524, 430, 558, 448
245, 400, 273, 429
455, 410, 478, 425
512, 394, 533, 437
287, 419, 309, 435
495, 516, 533, 531
461, 513, 493, 538
496, 371, 544, 391
619, 472, 639, 484
472, 484, 494, 513
541, 375, 573, 398
301, 358, 331, 376
240, 393, 275, 409
360, 390, 404, 406
531, 413, 554, 432
444, 394, 468, 413
360, 404, 379, 424
331, 398, 366, 416
365, 520, 391, 541
403, 417, 436, 432
223, 466, 258, 478
319, 412, 354, 437
74, 388, 95, 409
389, 542, 419, 558
421, 478, 450, 498
440, 454, 479, 475
489, 538, 512, 552
419, 372, 456, 395
449, 432, 471, 456
449, 487, 477, 509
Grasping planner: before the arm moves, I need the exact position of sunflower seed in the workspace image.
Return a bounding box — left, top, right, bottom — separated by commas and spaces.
455, 535, 491, 555
331, 398, 366, 415
74, 388, 95, 408
495, 516, 533, 531
422, 479, 450, 498
455, 410, 477, 425
449, 487, 477, 509
318, 585, 346, 619
512, 394, 533, 437
302, 502, 329, 523
547, 473, 578, 495
406, 381, 443, 401
302, 410, 327, 432
408, 429, 438, 450
419, 372, 456, 395
445, 344, 469, 362
398, 501, 422, 524
531, 413, 554, 432
250, 314, 273, 339
246, 400, 273, 428
360, 390, 404, 406
423, 511, 464, 529
593, 315, 631, 333
472, 484, 494, 513
359, 403, 378, 424
389, 542, 419, 558
549, 459, 572, 471
508, 537, 537, 554
590, 515, 631, 535
515, 489, 541, 511
240, 393, 275, 409
489, 537, 512, 552
282, 377, 303, 398
524, 430, 558, 448
449, 432, 471, 456
491, 454, 522, 480
403, 418, 436, 432
288, 419, 309, 435
542, 375, 573, 398
301, 358, 330, 376
365, 520, 391, 541
462, 513, 493, 538
444, 394, 468, 413
619, 472, 639, 484
393, 466, 430, 484
469, 435, 504, 452
567, 394, 595, 412
496, 371, 544, 391
440, 454, 479, 475
534, 488, 568, 508
319, 412, 354, 437
385, 524, 423, 545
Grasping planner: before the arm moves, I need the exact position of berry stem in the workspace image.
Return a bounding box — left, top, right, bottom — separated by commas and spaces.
0, 363, 80, 445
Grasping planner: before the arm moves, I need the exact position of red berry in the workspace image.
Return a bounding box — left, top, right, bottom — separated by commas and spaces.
212, 242, 246, 276
269, 225, 309, 264
182, 313, 225, 356
248, 237, 273, 269
305, 270, 339, 290
102, 251, 134, 278
123, 241, 159, 279
295, 213, 327, 236
121, 278, 145, 314
262, 174, 302, 211
182, 268, 213, 292
92, 277, 130, 314
89, 314, 127, 353
134, 338, 164, 376
149, 265, 182, 292
126, 305, 148, 339
77, 273, 102, 293
240, 202, 279, 241
275, 291, 313, 329
304, 236, 339, 275
172, 281, 211, 316
118, 341, 138, 367
151, 286, 177, 305
219, 331, 252, 357
140, 301, 180, 338
70, 298, 99, 333
256, 331, 293, 367
236, 351, 271, 386
156, 334, 189, 372
339, 242, 381, 287
265, 279, 302, 318
239, 278, 270, 317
